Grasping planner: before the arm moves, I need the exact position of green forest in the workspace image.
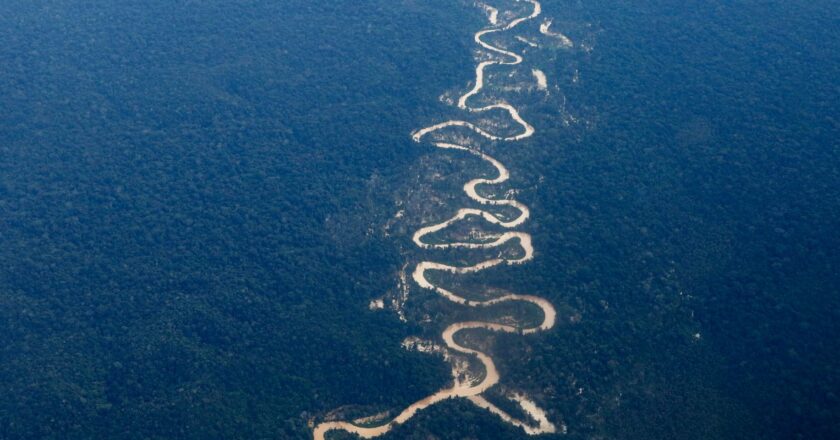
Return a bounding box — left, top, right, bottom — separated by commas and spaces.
1, 0, 838, 439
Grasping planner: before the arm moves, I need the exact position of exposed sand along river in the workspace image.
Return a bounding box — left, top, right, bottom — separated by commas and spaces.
314, 1, 562, 438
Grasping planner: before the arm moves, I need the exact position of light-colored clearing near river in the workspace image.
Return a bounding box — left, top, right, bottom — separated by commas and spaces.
532, 68, 548, 90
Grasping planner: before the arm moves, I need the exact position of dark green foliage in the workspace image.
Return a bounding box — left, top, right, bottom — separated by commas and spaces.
0, 0, 838, 439
0, 0, 470, 438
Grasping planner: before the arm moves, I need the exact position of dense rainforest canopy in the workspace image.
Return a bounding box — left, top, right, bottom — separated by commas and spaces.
0, 0, 838, 439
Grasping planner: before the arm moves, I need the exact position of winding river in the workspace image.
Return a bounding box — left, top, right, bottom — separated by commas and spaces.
314, 1, 562, 438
